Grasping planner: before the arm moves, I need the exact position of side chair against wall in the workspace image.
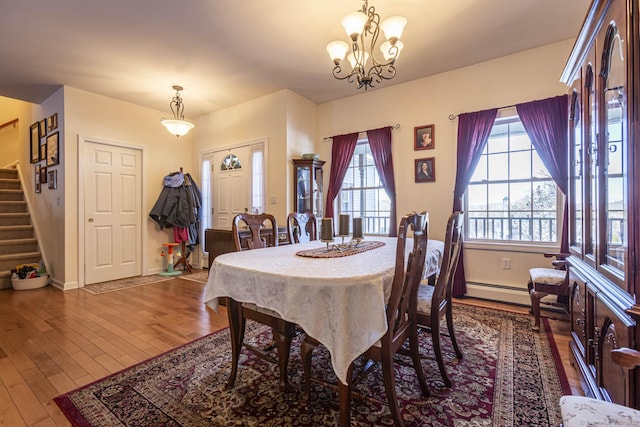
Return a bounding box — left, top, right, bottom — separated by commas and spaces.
527, 252, 571, 332
285, 211, 317, 244
414, 211, 464, 388
301, 212, 430, 427
559, 347, 640, 426
227, 212, 297, 391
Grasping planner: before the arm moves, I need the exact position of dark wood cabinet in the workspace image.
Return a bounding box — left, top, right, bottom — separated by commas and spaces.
292, 159, 325, 218
561, 0, 639, 408
204, 227, 288, 269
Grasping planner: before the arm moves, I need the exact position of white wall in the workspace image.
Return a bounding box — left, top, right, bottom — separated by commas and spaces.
317, 40, 574, 304
57, 87, 195, 288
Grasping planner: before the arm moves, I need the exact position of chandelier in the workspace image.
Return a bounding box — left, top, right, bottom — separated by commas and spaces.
326, 0, 406, 90
161, 85, 195, 137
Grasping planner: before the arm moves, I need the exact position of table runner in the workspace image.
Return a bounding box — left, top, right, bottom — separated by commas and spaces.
295, 240, 385, 258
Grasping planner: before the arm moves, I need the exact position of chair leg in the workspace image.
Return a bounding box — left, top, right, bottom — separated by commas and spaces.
530, 288, 548, 332
226, 299, 245, 389
300, 337, 317, 401
446, 304, 463, 359
409, 327, 430, 397
432, 316, 451, 388
338, 365, 354, 427
380, 351, 403, 427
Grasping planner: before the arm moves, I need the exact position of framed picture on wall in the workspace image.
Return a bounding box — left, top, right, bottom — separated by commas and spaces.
48, 169, 57, 189
46, 132, 59, 166
39, 119, 47, 137
30, 122, 40, 163
47, 113, 58, 132
414, 124, 435, 150
35, 164, 41, 193
40, 166, 47, 184
415, 157, 435, 183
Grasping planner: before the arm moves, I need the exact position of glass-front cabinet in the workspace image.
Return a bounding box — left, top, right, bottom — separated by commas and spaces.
292, 158, 325, 219
562, 0, 638, 409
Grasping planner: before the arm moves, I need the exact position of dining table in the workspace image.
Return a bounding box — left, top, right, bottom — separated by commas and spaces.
203, 236, 444, 388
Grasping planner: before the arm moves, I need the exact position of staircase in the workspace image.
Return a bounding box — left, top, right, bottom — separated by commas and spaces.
0, 168, 41, 289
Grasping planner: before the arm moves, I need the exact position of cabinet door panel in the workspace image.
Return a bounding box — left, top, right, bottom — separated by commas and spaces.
595, 295, 633, 405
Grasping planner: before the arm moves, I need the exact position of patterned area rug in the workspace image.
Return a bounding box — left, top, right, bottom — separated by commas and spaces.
54, 305, 569, 426
82, 270, 209, 295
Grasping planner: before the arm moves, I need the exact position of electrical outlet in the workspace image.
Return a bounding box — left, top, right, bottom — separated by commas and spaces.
269, 195, 277, 204
502, 257, 511, 270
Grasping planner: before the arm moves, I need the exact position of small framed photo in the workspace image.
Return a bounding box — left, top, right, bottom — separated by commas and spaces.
415, 157, 435, 183
35, 181, 41, 193
39, 119, 47, 137
47, 113, 58, 132
414, 124, 435, 150
46, 132, 59, 166
30, 122, 40, 163
35, 164, 41, 183
40, 142, 47, 161
40, 166, 47, 184
48, 169, 57, 189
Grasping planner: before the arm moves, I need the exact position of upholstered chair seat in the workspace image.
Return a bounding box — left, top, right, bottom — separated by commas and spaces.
527, 253, 570, 332
560, 396, 640, 426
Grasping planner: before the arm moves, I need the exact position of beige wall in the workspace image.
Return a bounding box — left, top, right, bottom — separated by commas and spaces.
317, 40, 573, 304
4, 39, 573, 303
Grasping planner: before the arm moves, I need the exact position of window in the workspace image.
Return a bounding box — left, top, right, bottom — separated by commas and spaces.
466, 115, 560, 243
337, 136, 390, 235
251, 147, 264, 213
200, 157, 211, 253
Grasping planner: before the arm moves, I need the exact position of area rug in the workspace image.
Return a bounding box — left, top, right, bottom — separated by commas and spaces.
81, 270, 209, 295
54, 305, 569, 426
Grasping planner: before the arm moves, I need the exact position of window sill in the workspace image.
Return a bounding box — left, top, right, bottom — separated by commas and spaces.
464, 240, 560, 254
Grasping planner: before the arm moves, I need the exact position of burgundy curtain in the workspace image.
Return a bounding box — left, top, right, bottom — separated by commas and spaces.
516, 94, 570, 253
452, 108, 498, 297
325, 132, 358, 220
367, 127, 397, 236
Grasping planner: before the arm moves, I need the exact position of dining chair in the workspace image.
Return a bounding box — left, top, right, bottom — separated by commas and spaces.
227, 212, 297, 391
301, 211, 430, 427
285, 211, 317, 244
527, 252, 571, 332
559, 347, 640, 426
414, 211, 464, 388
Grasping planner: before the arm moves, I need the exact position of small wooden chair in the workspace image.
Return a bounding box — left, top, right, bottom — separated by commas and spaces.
414, 211, 464, 388
286, 211, 317, 244
227, 212, 297, 391
560, 347, 640, 426
528, 252, 571, 332
301, 212, 430, 427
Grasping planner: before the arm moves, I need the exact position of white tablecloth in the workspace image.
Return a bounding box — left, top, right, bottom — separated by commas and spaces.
204, 237, 443, 385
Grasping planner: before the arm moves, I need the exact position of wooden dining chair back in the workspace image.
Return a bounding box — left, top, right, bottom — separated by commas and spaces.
232, 212, 279, 251
301, 211, 430, 427
286, 211, 317, 244
227, 212, 295, 392
414, 211, 464, 388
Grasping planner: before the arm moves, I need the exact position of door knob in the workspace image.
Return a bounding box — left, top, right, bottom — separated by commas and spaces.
88, 218, 94, 223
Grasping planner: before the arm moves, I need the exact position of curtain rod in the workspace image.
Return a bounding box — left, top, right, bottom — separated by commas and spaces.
448, 103, 517, 121
323, 123, 400, 140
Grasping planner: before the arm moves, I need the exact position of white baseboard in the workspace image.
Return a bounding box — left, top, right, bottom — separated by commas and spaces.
465, 282, 531, 306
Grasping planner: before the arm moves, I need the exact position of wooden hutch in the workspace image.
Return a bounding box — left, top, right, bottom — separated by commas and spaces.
561, 0, 639, 407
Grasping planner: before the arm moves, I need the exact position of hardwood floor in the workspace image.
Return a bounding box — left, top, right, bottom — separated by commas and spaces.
0, 274, 582, 426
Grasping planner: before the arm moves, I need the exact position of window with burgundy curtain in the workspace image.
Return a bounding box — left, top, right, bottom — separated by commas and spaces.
452, 108, 498, 297
516, 94, 569, 253
325, 127, 397, 236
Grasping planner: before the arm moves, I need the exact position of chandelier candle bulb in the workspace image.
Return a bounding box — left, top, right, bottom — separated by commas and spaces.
339, 214, 350, 236
321, 218, 334, 241
353, 217, 363, 239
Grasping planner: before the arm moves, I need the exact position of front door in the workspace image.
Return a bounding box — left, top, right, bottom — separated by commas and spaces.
212, 146, 250, 229
84, 141, 142, 284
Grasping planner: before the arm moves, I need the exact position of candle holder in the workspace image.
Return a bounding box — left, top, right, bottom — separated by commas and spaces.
350, 236, 364, 247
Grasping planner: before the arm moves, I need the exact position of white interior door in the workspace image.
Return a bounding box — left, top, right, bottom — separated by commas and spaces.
84, 141, 142, 284
213, 146, 250, 229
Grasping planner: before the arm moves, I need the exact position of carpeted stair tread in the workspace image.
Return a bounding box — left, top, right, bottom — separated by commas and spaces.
0, 201, 27, 213
0, 251, 41, 260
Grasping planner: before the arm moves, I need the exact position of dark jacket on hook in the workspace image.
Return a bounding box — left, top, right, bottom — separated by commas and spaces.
149, 172, 202, 245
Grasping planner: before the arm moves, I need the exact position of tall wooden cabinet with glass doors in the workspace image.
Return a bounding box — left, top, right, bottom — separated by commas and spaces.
562, 0, 639, 408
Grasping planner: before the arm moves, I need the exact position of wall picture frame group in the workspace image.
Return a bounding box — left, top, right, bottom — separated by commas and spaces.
414, 124, 435, 150
415, 157, 435, 183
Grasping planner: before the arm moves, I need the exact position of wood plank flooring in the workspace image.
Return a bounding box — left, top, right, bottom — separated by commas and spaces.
0, 274, 582, 426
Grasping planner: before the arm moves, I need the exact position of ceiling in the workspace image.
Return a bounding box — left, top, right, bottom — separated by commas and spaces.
0, 0, 590, 119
